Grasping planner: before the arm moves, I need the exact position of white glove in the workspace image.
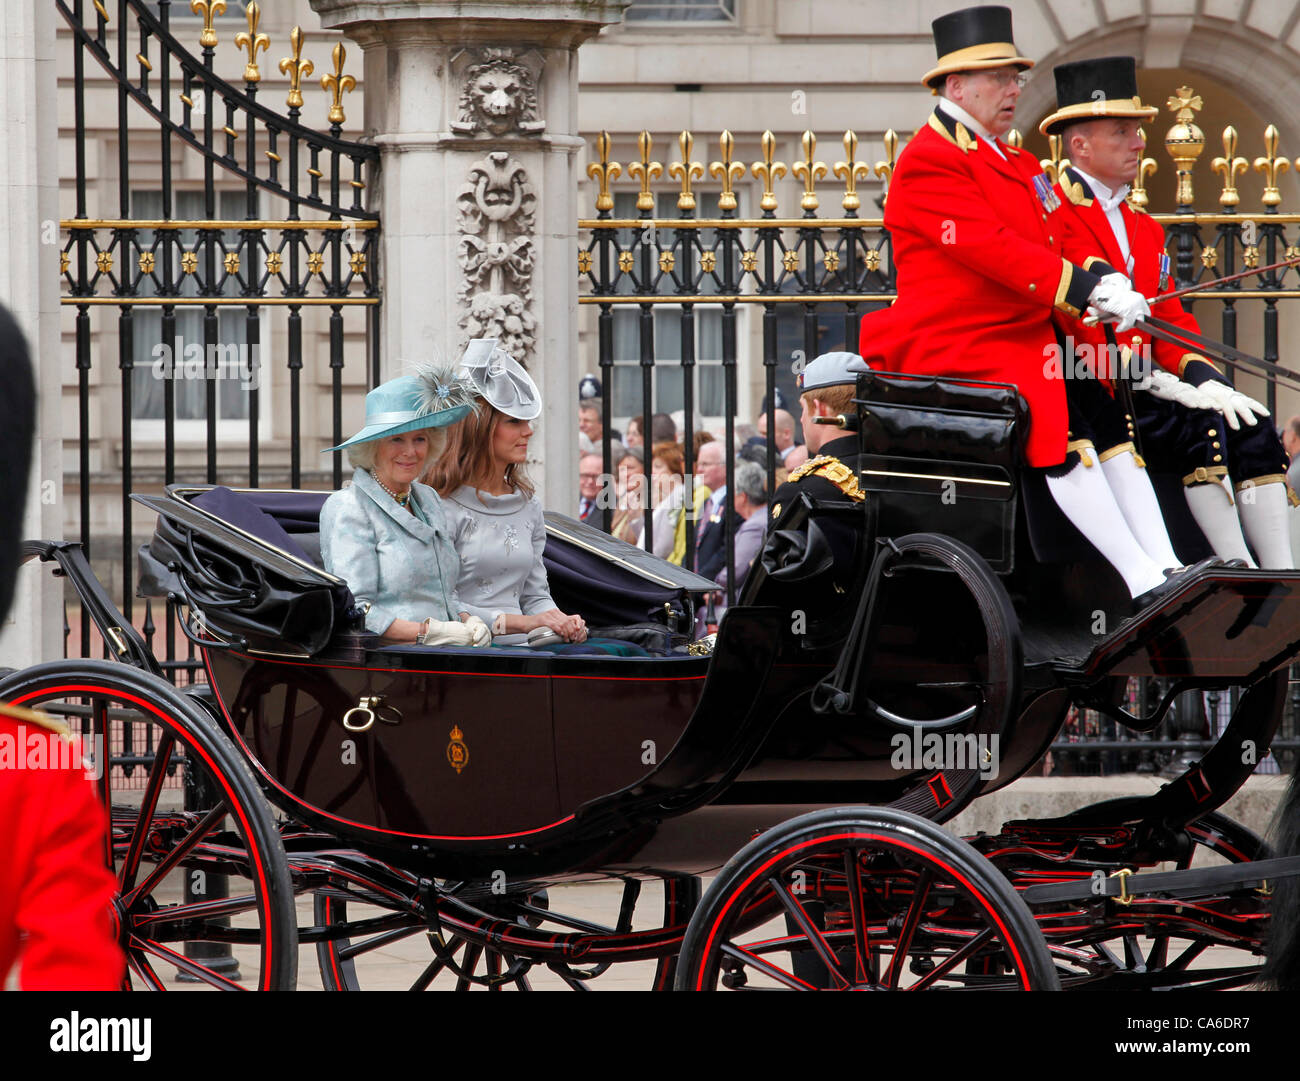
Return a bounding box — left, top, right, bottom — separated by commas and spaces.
420, 619, 474, 647
1196, 379, 1269, 431
1135, 369, 1220, 412
1088, 274, 1151, 333
462, 615, 492, 647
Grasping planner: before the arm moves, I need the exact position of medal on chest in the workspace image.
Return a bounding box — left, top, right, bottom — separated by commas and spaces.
1159, 252, 1171, 291
1031, 173, 1060, 214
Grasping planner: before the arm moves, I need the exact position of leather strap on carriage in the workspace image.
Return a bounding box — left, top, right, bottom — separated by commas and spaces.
1021, 854, 1295, 905
1139, 315, 1300, 394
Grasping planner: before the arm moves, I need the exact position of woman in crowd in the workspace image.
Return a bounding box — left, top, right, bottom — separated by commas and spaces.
428, 339, 588, 646
320, 368, 493, 647
639, 441, 711, 565
610, 447, 647, 546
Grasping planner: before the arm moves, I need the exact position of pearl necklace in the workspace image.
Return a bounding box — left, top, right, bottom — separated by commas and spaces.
373, 473, 412, 508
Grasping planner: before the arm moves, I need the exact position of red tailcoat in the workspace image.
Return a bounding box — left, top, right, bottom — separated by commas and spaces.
0, 706, 123, 989
860, 108, 1100, 467
1052, 166, 1223, 388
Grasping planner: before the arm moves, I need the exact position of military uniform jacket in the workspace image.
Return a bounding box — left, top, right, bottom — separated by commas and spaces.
763, 436, 868, 609
860, 107, 1101, 467
0, 705, 123, 989
1052, 166, 1227, 390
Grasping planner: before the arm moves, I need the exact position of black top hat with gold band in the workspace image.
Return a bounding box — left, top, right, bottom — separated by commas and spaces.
922, 6, 1033, 90
1038, 56, 1158, 136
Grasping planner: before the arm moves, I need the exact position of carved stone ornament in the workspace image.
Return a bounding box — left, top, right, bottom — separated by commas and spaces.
451, 48, 546, 137
457, 151, 538, 363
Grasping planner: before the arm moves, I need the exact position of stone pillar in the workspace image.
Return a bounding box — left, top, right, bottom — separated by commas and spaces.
309, 0, 630, 513
0, 1, 63, 669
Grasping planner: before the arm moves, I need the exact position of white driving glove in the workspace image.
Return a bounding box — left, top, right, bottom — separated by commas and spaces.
1134, 369, 1220, 412
420, 619, 474, 647
462, 615, 492, 647
1196, 379, 1269, 431
1088, 275, 1151, 334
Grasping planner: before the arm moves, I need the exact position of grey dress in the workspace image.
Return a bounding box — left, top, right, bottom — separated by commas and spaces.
320, 467, 464, 635
443, 485, 556, 646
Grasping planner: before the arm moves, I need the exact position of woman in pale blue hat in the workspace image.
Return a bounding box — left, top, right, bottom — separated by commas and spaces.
320, 366, 493, 647
427, 339, 588, 646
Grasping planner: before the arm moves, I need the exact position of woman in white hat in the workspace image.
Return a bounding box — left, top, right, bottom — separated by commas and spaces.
320, 366, 493, 647
428, 339, 588, 646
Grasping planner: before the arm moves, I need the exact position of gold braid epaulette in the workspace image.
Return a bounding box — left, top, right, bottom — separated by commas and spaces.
0, 700, 70, 737
787, 455, 866, 502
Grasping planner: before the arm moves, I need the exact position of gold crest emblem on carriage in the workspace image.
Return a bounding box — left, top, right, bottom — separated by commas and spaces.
447, 725, 469, 774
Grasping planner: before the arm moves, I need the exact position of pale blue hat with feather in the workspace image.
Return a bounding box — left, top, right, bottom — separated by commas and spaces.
323, 363, 477, 452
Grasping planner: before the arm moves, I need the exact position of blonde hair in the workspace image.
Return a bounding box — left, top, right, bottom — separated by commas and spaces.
801, 384, 856, 417
426, 399, 534, 500
347, 427, 448, 473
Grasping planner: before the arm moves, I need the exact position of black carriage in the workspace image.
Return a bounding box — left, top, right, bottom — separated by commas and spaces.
8, 368, 1300, 991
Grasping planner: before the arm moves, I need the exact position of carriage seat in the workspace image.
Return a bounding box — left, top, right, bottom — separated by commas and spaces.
853, 369, 1028, 573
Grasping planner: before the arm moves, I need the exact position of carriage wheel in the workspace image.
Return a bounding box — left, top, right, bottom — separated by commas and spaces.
314, 875, 696, 990
676, 807, 1058, 990
0, 660, 297, 990
1038, 807, 1271, 990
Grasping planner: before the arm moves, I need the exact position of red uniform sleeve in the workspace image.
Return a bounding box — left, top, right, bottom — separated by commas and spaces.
15, 754, 124, 990
886, 130, 1100, 317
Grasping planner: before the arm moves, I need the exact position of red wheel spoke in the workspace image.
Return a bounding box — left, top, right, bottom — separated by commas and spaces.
884, 867, 934, 990
766, 876, 850, 989
410, 955, 450, 991
908, 928, 995, 991
120, 731, 176, 893
133, 893, 261, 927
128, 952, 166, 991
338, 924, 425, 961
842, 849, 873, 985
131, 936, 245, 990
1167, 940, 1209, 972
124, 800, 228, 908
720, 942, 817, 990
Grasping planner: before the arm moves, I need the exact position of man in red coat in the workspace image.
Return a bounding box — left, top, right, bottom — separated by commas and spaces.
861, 5, 1197, 606
0, 303, 123, 990
1043, 55, 1293, 569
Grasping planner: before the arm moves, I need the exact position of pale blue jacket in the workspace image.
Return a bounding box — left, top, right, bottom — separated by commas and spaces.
320, 468, 463, 634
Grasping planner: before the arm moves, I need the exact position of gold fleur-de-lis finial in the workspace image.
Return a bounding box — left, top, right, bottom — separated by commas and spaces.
1040, 134, 1071, 184
321, 42, 356, 127
1254, 124, 1290, 209
668, 131, 704, 212
751, 130, 787, 214
587, 131, 621, 213
1212, 126, 1248, 209
627, 131, 662, 213
792, 131, 827, 213
1006, 129, 1023, 149
190, 0, 226, 49
234, 2, 270, 83
709, 131, 745, 213
279, 26, 314, 111
1129, 131, 1157, 212
874, 129, 898, 206
833, 130, 871, 213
